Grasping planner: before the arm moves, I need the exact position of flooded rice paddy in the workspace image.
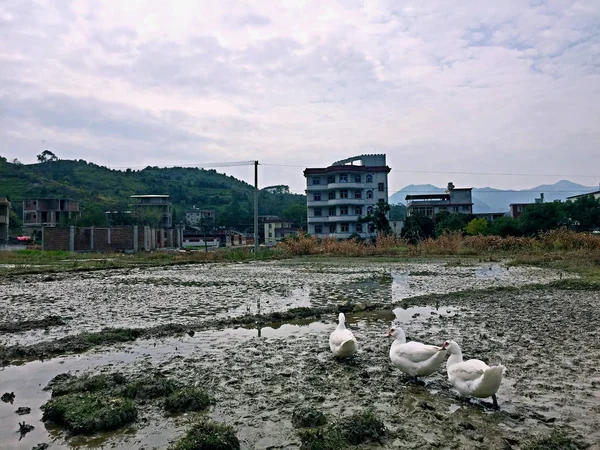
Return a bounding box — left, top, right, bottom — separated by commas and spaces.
0, 258, 598, 449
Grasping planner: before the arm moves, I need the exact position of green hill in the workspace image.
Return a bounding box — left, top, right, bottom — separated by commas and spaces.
0, 156, 306, 231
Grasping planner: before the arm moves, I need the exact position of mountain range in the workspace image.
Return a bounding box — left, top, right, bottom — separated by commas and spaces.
389, 180, 599, 213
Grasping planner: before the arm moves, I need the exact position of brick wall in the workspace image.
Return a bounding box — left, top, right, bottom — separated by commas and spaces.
43, 225, 181, 252
43, 227, 70, 251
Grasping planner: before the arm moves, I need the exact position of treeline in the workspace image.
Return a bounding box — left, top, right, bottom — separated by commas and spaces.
402, 195, 600, 244
0, 155, 307, 231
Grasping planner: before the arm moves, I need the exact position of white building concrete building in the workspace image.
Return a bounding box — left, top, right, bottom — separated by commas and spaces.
303, 154, 391, 238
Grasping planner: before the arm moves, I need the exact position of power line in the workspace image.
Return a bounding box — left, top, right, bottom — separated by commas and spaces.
108, 161, 256, 170
263, 164, 600, 179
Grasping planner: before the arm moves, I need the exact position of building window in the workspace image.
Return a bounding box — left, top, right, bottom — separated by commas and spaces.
340, 206, 348, 215
328, 191, 335, 200
462, 205, 470, 211
339, 174, 348, 182
354, 175, 361, 183
269, 223, 272, 229
329, 224, 337, 233
378, 182, 384, 192
366, 174, 373, 183
354, 190, 362, 199
314, 208, 322, 217
369, 224, 375, 233
328, 207, 336, 216
355, 207, 362, 215
313, 192, 321, 201
327, 176, 335, 183
517, 205, 523, 212
356, 223, 363, 233
314, 225, 323, 233
341, 223, 349, 232
367, 206, 374, 215
340, 190, 348, 199
269, 232, 273, 237
313, 177, 320, 185
367, 190, 373, 199
452, 206, 458, 213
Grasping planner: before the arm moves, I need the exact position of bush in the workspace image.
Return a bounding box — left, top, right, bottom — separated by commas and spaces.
170, 420, 240, 450
121, 375, 181, 400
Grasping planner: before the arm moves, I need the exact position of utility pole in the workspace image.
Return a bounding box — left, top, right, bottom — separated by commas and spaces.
254, 160, 259, 254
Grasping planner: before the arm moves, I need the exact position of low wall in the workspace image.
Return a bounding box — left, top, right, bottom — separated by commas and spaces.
42, 226, 183, 252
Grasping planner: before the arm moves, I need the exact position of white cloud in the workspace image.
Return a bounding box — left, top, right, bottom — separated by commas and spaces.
1, 0, 599, 193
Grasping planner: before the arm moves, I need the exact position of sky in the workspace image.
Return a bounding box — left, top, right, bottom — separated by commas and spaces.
1, 0, 599, 195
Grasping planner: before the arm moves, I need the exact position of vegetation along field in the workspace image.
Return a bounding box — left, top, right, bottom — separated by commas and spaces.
1, 235, 599, 449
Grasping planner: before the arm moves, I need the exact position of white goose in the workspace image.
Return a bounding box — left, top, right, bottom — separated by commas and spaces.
387, 321, 447, 383
329, 313, 357, 357
442, 340, 505, 409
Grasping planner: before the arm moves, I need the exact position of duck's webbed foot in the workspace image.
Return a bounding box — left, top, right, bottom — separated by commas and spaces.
492, 394, 499, 410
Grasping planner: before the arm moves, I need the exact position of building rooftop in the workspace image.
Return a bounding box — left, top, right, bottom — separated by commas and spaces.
405, 193, 450, 201
130, 195, 170, 198
566, 190, 600, 199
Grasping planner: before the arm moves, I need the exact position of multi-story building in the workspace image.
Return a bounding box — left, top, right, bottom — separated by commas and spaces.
185, 207, 216, 226
130, 195, 172, 228
303, 154, 391, 238
406, 183, 473, 218
22, 198, 80, 230
0, 197, 11, 242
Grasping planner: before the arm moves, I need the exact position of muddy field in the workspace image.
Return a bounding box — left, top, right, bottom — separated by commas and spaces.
0, 258, 598, 449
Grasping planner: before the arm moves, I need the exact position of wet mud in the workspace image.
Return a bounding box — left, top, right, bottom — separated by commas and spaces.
0, 258, 597, 449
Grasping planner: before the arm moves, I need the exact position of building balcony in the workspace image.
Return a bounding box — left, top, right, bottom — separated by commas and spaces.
329, 215, 361, 222
306, 200, 330, 207
327, 182, 365, 190
307, 216, 330, 223
326, 198, 367, 206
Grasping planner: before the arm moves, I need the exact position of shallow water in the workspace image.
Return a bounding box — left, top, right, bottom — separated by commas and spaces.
0, 259, 566, 346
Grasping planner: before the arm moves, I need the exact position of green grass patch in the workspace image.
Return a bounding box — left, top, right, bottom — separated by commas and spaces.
49, 372, 127, 397
297, 409, 387, 450
41, 393, 137, 434
170, 420, 240, 450
120, 375, 181, 400
164, 387, 213, 413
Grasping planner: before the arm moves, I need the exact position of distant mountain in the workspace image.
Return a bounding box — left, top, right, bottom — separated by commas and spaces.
389, 180, 598, 213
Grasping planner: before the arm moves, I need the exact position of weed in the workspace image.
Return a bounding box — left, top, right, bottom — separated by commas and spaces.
164, 387, 213, 413
336, 409, 386, 445
49, 372, 127, 397
41, 393, 137, 434
170, 420, 240, 450
120, 375, 181, 400
292, 407, 327, 428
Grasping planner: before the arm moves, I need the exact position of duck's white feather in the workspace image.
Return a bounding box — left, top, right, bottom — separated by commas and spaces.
388, 324, 446, 377
329, 313, 357, 357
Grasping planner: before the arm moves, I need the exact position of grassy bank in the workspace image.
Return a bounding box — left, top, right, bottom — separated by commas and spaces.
1, 229, 598, 281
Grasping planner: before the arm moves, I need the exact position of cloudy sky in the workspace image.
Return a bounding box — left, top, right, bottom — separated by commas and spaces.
1, 0, 599, 195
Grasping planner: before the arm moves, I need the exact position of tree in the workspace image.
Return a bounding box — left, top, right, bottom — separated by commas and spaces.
466, 218, 489, 236
565, 195, 600, 231
490, 216, 521, 237
37, 150, 58, 163
11, 158, 22, 165
282, 203, 307, 229
518, 202, 567, 236
401, 212, 435, 244
389, 203, 406, 221
434, 211, 470, 236
358, 200, 391, 235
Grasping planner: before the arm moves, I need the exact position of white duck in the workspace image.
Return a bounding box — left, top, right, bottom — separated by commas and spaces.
387, 321, 447, 383
442, 340, 505, 409
329, 313, 357, 357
